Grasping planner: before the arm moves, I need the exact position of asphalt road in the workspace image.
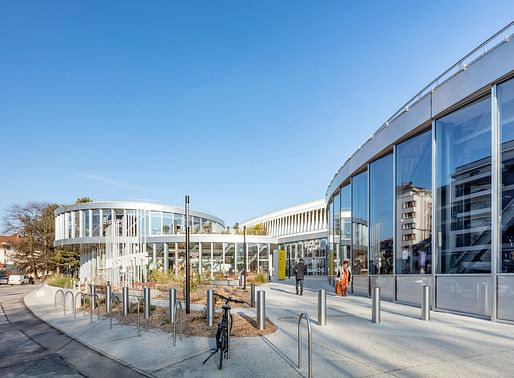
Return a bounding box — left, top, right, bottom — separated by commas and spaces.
0, 284, 148, 378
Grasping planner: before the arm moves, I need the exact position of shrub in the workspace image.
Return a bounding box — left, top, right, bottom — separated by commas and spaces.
47, 275, 75, 288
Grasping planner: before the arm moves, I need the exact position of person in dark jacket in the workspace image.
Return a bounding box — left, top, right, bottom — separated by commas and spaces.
293, 258, 307, 295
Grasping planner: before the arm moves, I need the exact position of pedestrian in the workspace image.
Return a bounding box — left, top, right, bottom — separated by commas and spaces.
293, 258, 307, 295
337, 259, 352, 297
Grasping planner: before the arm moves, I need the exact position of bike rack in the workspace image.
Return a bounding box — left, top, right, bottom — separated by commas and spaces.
173, 300, 184, 347
89, 293, 100, 323
63, 291, 74, 316
297, 312, 313, 378
54, 289, 65, 311
73, 292, 84, 319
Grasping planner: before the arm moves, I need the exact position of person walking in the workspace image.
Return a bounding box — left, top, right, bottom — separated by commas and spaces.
293, 258, 307, 295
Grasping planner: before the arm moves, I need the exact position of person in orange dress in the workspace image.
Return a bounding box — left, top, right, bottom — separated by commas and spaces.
339, 260, 352, 296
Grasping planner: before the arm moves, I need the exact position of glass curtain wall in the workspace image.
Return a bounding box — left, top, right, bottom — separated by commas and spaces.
500, 78, 514, 273
396, 130, 433, 274
369, 154, 394, 275
436, 95, 492, 274
340, 184, 351, 264
352, 171, 369, 275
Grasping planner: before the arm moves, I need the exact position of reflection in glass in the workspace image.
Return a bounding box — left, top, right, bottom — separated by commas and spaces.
92, 209, 100, 237
163, 213, 173, 235
436, 95, 491, 274
500, 78, 514, 273
370, 154, 394, 275
340, 184, 351, 267
83, 210, 90, 237
151, 212, 162, 236
352, 171, 368, 275
396, 131, 432, 274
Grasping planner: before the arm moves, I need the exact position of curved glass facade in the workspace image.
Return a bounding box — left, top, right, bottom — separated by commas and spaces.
326, 35, 514, 319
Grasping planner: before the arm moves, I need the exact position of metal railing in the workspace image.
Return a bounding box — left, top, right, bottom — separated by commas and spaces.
326, 20, 514, 198
297, 312, 313, 378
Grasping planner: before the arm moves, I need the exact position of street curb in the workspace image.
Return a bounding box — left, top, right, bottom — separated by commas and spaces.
23, 288, 156, 378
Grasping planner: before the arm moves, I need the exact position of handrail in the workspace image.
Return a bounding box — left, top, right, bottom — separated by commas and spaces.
297, 312, 313, 378
63, 291, 74, 316
325, 21, 514, 198
173, 300, 184, 347
54, 289, 65, 311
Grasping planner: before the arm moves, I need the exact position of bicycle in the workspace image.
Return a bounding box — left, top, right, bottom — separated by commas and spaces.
202, 292, 247, 370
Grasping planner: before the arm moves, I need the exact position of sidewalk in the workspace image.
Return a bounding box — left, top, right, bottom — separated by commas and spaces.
25, 279, 514, 377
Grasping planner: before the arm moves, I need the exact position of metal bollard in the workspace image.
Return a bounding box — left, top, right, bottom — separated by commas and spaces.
137, 297, 141, 336
90, 284, 96, 312
257, 290, 266, 330
251, 283, 256, 308
421, 285, 430, 321
318, 289, 326, 326
106, 283, 112, 317
169, 288, 177, 323
207, 289, 214, 328
144, 287, 151, 320
239, 273, 243, 287
372, 287, 381, 323
122, 287, 129, 316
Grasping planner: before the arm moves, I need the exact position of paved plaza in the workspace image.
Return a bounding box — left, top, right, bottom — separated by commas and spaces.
23, 279, 514, 377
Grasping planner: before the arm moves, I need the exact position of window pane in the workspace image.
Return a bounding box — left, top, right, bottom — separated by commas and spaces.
151, 212, 161, 236
500, 78, 514, 272
396, 130, 432, 274
163, 213, 173, 235
92, 209, 100, 237
436, 96, 491, 274
352, 171, 368, 275
340, 184, 352, 265
370, 154, 394, 275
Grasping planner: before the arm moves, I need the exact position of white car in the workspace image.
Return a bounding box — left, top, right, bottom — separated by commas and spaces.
8, 274, 31, 285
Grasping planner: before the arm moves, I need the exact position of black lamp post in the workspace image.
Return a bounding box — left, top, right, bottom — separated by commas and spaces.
185, 195, 190, 314
243, 225, 247, 290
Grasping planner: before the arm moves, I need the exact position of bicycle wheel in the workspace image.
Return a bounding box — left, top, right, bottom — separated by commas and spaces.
217, 330, 224, 370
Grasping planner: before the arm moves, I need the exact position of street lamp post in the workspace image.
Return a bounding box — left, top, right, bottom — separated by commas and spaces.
243, 225, 247, 290
185, 195, 191, 314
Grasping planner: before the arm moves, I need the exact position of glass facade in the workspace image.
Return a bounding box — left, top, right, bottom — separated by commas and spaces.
500, 78, 514, 273
352, 171, 368, 276
436, 96, 491, 274
369, 154, 394, 275
396, 130, 432, 274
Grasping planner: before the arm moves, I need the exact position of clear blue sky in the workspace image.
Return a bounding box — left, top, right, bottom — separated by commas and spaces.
1, 1, 512, 226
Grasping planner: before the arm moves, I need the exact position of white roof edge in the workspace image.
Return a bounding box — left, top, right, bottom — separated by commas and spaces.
240, 199, 326, 226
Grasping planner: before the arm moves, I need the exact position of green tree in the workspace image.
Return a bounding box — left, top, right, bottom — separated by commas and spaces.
75, 197, 92, 204
3, 202, 73, 278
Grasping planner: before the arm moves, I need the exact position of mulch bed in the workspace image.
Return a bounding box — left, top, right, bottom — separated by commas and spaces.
82, 296, 277, 337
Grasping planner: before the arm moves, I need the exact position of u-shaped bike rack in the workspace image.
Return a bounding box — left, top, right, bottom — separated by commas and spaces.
89, 293, 100, 323
73, 291, 84, 319
298, 312, 313, 378
63, 291, 74, 316
173, 300, 184, 347
54, 289, 65, 311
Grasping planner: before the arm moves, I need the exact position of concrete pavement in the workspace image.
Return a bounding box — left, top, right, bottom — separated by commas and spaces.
24, 278, 514, 377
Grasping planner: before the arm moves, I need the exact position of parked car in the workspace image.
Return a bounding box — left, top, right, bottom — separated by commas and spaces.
0, 273, 8, 285
8, 274, 31, 285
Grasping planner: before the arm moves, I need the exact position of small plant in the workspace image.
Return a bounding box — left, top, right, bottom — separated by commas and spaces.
47, 275, 74, 288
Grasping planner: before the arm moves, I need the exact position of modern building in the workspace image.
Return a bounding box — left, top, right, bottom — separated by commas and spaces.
325, 22, 514, 321
54, 200, 328, 287
241, 199, 327, 275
